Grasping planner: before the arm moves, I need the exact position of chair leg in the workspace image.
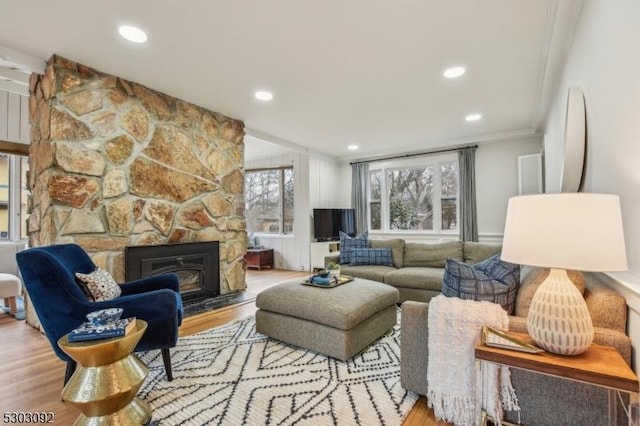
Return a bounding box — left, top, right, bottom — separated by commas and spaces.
161, 348, 173, 381
7, 297, 17, 315
64, 360, 77, 386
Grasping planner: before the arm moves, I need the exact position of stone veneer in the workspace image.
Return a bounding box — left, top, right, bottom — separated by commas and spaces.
28, 55, 247, 294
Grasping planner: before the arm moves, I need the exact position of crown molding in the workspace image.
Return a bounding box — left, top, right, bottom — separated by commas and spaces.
245, 127, 339, 163
0, 80, 28, 96
339, 128, 541, 163
0, 44, 46, 74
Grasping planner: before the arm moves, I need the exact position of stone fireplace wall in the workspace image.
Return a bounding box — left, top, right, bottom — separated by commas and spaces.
27, 55, 246, 294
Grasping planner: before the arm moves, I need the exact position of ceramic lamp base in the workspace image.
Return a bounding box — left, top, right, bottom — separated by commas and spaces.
526, 268, 594, 355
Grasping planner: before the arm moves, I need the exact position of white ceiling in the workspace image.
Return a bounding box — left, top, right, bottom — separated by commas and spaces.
0, 0, 582, 162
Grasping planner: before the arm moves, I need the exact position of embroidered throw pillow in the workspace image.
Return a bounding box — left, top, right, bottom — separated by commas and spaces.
349, 248, 394, 266
339, 231, 368, 264
75, 267, 122, 302
442, 255, 520, 314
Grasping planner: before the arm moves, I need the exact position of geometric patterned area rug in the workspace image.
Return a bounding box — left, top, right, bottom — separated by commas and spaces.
138, 310, 418, 425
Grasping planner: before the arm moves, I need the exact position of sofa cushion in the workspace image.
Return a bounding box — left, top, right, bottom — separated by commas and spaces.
404, 241, 463, 268
339, 231, 368, 264
515, 267, 585, 318
442, 255, 520, 314
349, 248, 394, 266
463, 242, 502, 264
583, 275, 627, 333
339, 264, 396, 282
369, 238, 405, 268
383, 267, 445, 292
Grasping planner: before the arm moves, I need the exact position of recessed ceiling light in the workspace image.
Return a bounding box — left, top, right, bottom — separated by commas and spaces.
118, 25, 147, 43
444, 66, 466, 79
465, 113, 482, 122
347, 145, 359, 151
254, 91, 273, 101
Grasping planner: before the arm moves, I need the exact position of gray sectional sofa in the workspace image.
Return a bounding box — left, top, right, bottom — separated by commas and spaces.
325, 239, 501, 303
401, 269, 632, 425
327, 237, 633, 424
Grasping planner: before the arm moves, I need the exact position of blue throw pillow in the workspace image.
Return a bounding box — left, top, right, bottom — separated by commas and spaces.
442, 254, 520, 314
349, 248, 393, 266
339, 231, 368, 264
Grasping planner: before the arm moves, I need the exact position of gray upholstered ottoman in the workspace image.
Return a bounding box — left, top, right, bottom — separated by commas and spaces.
255, 278, 399, 361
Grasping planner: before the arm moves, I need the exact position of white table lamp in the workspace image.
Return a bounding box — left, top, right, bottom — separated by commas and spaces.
501, 193, 627, 355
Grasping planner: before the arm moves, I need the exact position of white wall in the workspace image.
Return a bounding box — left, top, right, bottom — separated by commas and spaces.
0, 242, 26, 275
542, 0, 640, 371
248, 135, 541, 265
476, 136, 542, 237
335, 136, 542, 243
309, 156, 345, 209
246, 152, 342, 271
0, 90, 29, 144
245, 152, 308, 270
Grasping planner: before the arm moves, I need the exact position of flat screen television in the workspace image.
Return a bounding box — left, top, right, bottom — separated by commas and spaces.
313, 208, 356, 241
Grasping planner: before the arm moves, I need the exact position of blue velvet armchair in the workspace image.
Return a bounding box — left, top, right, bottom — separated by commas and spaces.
16, 243, 183, 385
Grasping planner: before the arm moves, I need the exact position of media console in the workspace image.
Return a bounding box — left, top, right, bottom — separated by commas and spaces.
309, 241, 340, 271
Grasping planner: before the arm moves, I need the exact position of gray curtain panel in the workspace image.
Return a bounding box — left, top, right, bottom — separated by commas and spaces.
458, 146, 478, 242
351, 162, 369, 235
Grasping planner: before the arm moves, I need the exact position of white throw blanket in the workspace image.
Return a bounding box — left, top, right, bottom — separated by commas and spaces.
427, 295, 520, 425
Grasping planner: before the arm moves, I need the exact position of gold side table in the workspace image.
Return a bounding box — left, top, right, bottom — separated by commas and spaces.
58, 319, 152, 426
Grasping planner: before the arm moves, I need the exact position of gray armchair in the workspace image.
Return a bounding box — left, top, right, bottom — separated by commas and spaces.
400, 270, 632, 425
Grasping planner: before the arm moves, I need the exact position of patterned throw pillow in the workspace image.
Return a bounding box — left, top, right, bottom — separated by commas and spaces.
339, 231, 368, 264
442, 255, 520, 314
75, 267, 122, 302
349, 248, 394, 266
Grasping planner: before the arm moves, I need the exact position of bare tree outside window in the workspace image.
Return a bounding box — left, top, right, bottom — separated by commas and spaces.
244, 167, 294, 234
387, 167, 434, 230
440, 162, 458, 230
283, 168, 294, 233
366, 154, 459, 233
369, 170, 382, 230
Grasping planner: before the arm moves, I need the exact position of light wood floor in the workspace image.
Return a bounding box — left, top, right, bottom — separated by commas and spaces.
0, 269, 446, 425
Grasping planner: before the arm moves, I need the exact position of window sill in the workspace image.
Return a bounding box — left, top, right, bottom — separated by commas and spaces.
252, 233, 296, 239
368, 230, 459, 236
0, 240, 28, 246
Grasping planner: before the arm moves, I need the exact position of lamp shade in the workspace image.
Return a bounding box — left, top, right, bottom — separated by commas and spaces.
501, 193, 627, 272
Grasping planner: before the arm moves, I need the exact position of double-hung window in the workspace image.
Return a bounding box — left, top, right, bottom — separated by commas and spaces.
244, 167, 294, 234
0, 152, 29, 241
368, 154, 458, 233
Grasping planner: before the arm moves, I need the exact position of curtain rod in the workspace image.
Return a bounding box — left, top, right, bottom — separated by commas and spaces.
349, 144, 478, 166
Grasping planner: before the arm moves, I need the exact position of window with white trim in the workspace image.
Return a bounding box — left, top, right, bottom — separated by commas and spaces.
368, 155, 458, 233
244, 167, 294, 234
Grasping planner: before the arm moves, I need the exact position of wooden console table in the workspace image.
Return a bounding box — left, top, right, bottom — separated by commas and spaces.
244, 248, 274, 270
475, 330, 639, 426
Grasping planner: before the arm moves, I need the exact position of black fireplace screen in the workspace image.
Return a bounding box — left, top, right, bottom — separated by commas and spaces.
125, 241, 220, 302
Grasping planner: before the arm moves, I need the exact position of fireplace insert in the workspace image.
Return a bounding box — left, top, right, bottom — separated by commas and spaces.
125, 241, 220, 302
